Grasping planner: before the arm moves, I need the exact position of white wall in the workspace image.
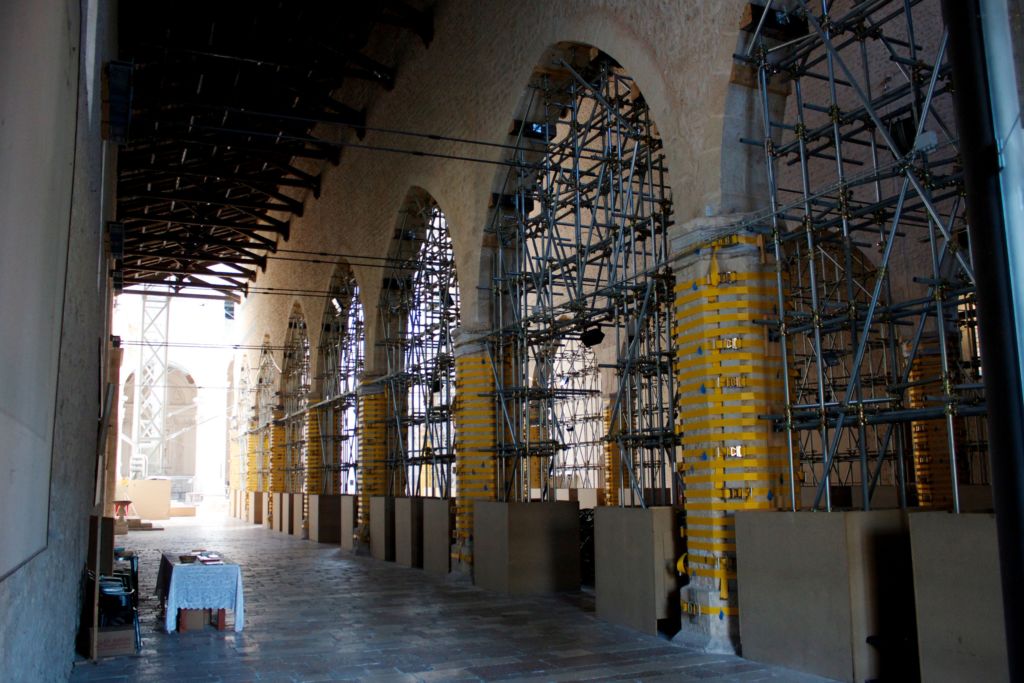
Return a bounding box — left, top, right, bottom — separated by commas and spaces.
0, 0, 116, 678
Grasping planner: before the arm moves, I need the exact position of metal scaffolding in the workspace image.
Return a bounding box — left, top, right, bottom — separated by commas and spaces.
547, 343, 605, 490
741, 0, 987, 511
254, 343, 279, 493
281, 310, 311, 495
489, 50, 677, 505
316, 268, 365, 495
235, 357, 254, 497
379, 201, 460, 498
130, 291, 171, 478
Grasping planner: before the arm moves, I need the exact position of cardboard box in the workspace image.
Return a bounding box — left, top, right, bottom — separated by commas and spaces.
89, 626, 135, 657
178, 608, 207, 631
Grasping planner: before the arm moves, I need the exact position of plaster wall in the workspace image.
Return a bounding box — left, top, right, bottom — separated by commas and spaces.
0, 0, 115, 678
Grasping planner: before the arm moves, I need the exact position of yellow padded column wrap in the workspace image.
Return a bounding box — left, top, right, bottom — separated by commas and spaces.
305, 407, 322, 495
269, 419, 286, 493
358, 388, 387, 526
383, 383, 407, 496
245, 429, 258, 493
908, 352, 959, 508
528, 404, 544, 490
603, 405, 620, 506
454, 352, 497, 563
673, 243, 788, 630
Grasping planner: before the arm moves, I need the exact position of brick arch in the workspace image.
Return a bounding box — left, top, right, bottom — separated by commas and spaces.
311, 261, 366, 399
364, 186, 461, 376
239, 2, 750, 372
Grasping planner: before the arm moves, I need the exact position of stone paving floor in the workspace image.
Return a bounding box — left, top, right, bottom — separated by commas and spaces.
70, 511, 834, 682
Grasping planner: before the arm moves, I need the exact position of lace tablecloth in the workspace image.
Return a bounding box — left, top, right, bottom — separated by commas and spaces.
156, 553, 245, 632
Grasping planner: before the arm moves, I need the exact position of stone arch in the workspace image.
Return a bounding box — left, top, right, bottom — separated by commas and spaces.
281, 302, 311, 407
280, 303, 311, 494
314, 262, 365, 495
314, 262, 365, 400
479, 41, 678, 504
376, 187, 461, 497
255, 336, 279, 428
118, 365, 198, 484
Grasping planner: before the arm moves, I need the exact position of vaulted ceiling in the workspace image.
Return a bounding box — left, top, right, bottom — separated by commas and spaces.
114, 2, 433, 301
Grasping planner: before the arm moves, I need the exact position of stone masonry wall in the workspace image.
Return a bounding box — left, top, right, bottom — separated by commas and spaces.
0, 0, 116, 680
234, 0, 751, 375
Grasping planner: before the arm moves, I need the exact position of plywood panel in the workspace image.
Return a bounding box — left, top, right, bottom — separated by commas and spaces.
370, 496, 395, 561
309, 494, 341, 544
290, 494, 303, 536
910, 512, 1008, 683
0, 0, 79, 581
474, 501, 580, 594
735, 511, 916, 682
115, 479, 171, 520
340, 495, 357, 550
423, 498, 453, 574
395, 497, 424, 568
595, 506, 677, 635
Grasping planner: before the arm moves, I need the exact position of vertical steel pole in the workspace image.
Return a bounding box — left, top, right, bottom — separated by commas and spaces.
942, 0, 1024, 676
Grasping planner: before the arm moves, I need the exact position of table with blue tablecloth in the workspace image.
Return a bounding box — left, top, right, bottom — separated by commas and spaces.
155, 552, 245, 632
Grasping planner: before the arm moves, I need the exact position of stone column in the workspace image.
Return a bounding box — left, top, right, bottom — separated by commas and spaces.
452, 328, 498, 571
602, 402, 621, 506
671, 216, 790, 652
245, 427, 258, 494
595, 344, 621, 507
357, 379, 387, 535
269, 411, 286, 494
305, 403, 323, 496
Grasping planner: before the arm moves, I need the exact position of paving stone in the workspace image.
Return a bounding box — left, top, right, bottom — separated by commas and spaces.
70, 516, 836, 683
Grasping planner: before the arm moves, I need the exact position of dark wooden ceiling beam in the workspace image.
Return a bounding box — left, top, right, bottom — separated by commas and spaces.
120, 275, 248, 297
121, 191, 302, 217
119, 165, 322, 194
127, 130, 341, 166
119, 213, 289, 239
116, 2, 421, 285
123, 247, 267, 269
125, 233, 272, 260
123, 260, 258, 281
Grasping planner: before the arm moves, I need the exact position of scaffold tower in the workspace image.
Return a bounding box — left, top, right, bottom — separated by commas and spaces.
316, 268, 365, 495
379, 200, 460, 498
255, 343, 279, 497
733, 0, 988, 511
281, 309, 311, 497
489, 49, 677, 506
130, 290, 171, 478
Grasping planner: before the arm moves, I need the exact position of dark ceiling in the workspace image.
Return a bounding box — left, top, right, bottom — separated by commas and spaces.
114, 2, 433, 302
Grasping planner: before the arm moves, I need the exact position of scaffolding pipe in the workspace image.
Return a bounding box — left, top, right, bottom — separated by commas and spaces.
942, 0, 1024, 675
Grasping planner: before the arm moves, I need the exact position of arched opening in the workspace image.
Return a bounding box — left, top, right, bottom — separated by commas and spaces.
232, 356, 253, 503
490, 44, 676, 506
254, 340, 279, 494
379, 191, 461, 498
740, 0, 986, 510
281, 306, 311, 495
119, 366, 199, 498
316, 266, 365, 494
